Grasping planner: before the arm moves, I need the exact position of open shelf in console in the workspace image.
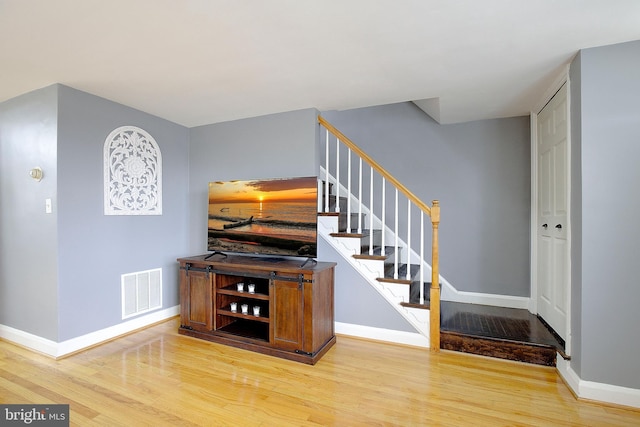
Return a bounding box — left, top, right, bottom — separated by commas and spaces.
217, 319, 269, 342
215, 274, 270, 296
215, 273, 270, 341
217, 285, 269, 301
218, 306, 270, 323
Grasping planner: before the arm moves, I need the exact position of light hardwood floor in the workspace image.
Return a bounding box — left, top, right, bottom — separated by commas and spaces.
1, 317, 639, 426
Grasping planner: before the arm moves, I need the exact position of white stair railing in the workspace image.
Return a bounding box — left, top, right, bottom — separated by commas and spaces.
318, 116, 441, 351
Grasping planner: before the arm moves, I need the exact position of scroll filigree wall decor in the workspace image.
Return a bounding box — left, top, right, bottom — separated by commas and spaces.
104, 126, 162, 215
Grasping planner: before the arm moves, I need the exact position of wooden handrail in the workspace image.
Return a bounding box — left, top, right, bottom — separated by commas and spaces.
319, 116, 431, 217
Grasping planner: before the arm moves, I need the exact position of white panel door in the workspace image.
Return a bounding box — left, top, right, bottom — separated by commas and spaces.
537, 83, 569, 340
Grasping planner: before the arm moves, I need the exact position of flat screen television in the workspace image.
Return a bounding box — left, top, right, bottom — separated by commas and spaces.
207, 176, 318, 259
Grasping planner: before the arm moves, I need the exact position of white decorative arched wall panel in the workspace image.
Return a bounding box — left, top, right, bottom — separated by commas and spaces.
104, 126, 162, 215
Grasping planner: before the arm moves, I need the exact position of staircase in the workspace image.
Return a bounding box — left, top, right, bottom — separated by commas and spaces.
318, 206, 431, 338
317, 116, 441, 350
317, 116, 567, 366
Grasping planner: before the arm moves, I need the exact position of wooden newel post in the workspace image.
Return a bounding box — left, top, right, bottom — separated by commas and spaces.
430, 200, 440, 352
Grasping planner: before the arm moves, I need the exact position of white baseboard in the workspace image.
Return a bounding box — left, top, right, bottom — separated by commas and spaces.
335, 321, 429, 348
0, 324, 59, 356
0, 305, 179, 358
556, 356, 640, 409
441, 284, 530, 310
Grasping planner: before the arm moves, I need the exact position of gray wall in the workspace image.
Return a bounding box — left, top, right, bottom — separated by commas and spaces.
570, 40, 640, 389
323, 104, 531, 297
0, 85, 190, 342
188, 109, 320, 253
188, 108, 414, 332
569, 53, 583, 378
55, 86, 190, 341
0, 86, 59, 340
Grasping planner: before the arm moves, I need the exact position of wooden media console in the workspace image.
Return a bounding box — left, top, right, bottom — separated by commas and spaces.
178, 254, 336, 364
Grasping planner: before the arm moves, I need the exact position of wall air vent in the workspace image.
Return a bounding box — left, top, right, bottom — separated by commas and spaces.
121, 268, 162, 319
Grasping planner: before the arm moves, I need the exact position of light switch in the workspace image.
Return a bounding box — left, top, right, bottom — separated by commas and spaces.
45, 198, 52, 214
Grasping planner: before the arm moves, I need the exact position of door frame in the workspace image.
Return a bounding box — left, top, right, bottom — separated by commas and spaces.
529, 65, 572, 355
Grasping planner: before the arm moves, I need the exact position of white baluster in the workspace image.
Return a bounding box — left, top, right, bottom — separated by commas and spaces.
317, 179, 322, 213
358, 158, 363, 234
394, 189, 399, 279
420, 212, 424, 304
381, 178, 386, 257
324, 129, 329, 213
369, 167, 373, 255
406, 199, 411, 280
347, 148, 352, 232
335, 138, 340, 213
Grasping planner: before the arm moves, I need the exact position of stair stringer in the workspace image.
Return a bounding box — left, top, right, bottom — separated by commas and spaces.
330, 233, 362, 256
318, 216, 430, 341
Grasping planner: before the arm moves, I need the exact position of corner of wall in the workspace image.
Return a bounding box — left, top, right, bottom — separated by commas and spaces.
557, 357, 640, 409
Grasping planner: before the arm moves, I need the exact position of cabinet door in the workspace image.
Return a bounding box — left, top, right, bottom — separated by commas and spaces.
181, 269, 213, 332
271, 279, 303, 351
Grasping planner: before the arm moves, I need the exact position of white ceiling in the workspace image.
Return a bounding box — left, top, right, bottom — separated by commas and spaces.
1, 1, 640, 127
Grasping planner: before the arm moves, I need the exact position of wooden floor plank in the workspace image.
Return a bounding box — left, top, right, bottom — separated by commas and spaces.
1, 317, 639, 426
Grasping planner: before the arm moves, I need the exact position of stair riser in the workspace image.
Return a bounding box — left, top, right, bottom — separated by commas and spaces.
440, 333, 557, 366
321, 195, 369, 232
321, 195, 348, 212
338, 213, 366, 232
409, 281, 432, 304
358, 230, 382, 248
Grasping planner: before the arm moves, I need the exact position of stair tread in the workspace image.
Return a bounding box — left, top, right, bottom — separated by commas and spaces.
335, 228, 380, 234
329, 229, 381, 239
400, 301, 430, 310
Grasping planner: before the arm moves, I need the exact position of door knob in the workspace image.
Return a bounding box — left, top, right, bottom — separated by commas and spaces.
555, 224, 562, 229
542, 224, 548, 229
